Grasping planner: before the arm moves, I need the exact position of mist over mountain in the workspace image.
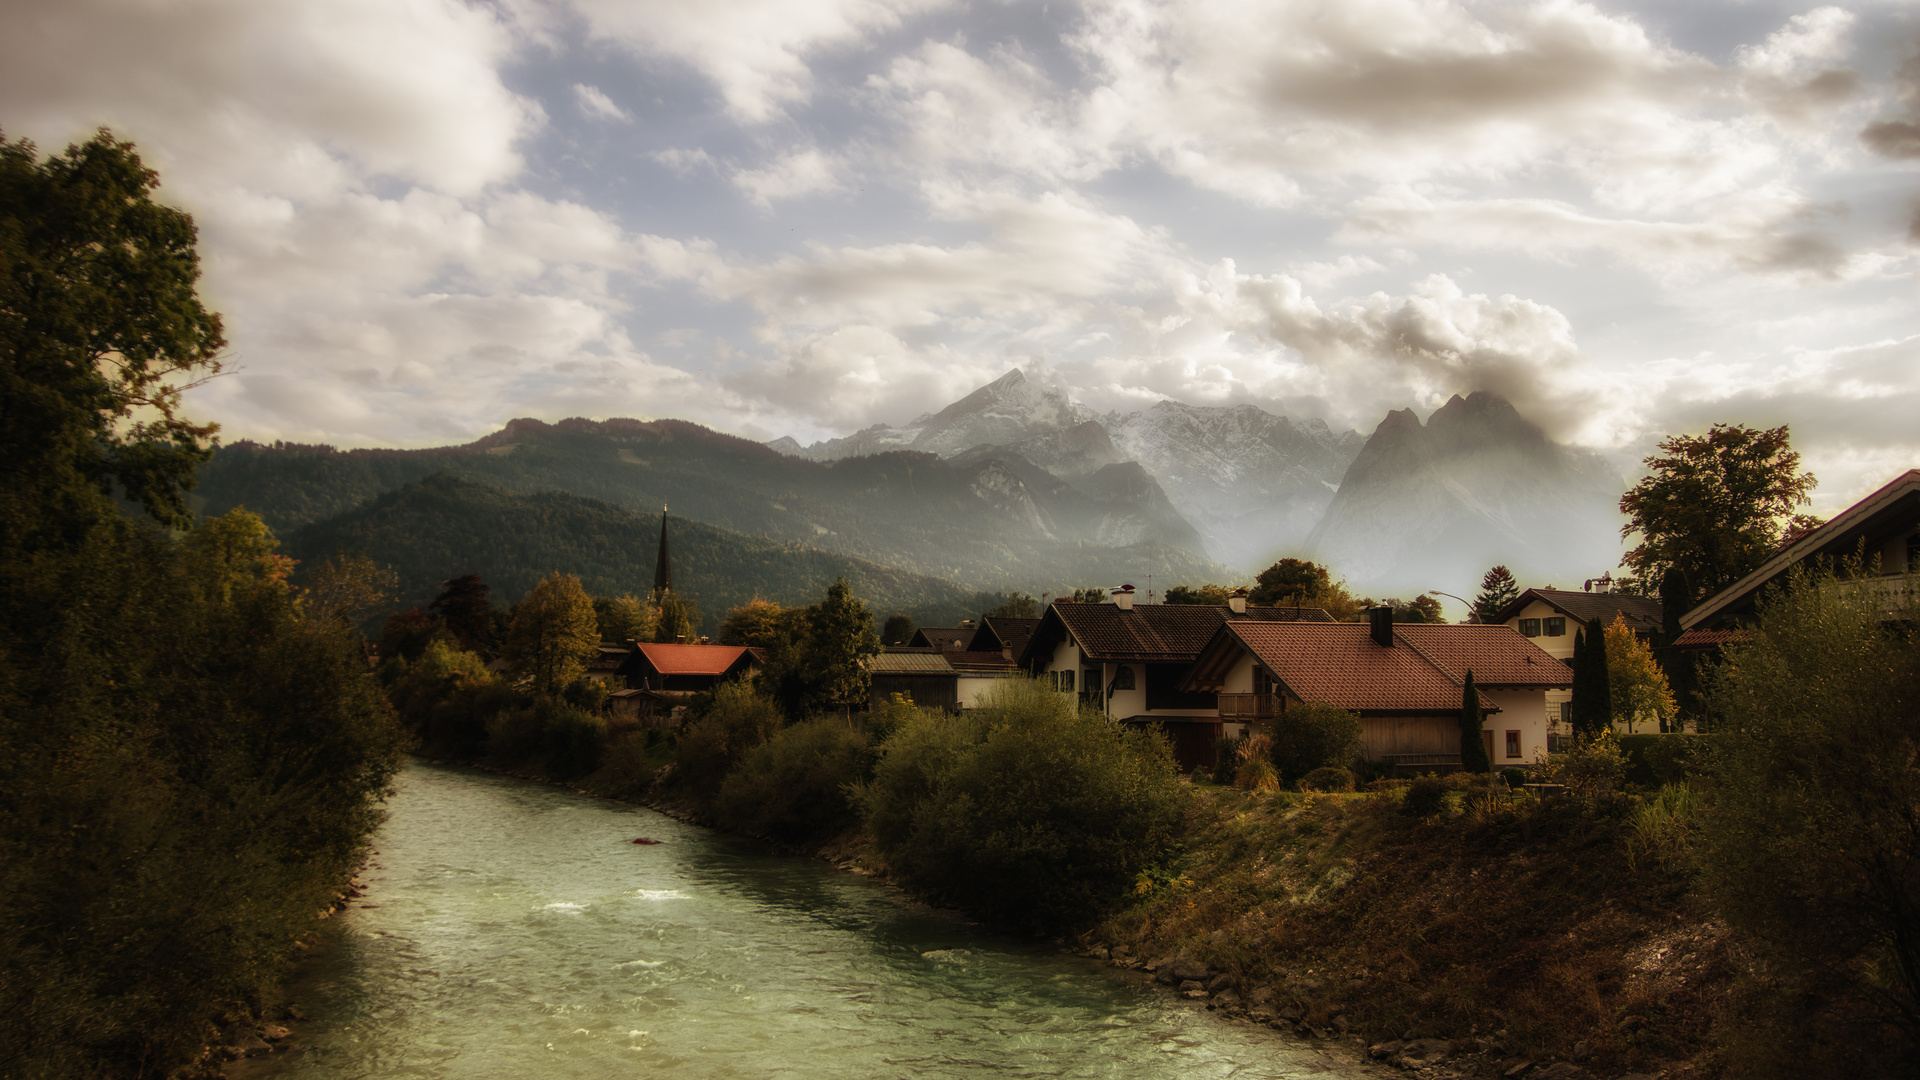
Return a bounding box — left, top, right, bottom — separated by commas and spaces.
1304, 391, 1626, 596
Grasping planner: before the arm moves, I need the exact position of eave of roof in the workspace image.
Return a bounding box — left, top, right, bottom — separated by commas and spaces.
632, 642, 758, 676
1491, 588, 1662, 629
1682, 469, 1920, 631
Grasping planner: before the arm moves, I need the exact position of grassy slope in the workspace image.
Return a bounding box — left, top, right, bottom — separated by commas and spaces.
284, 474, 1001, 627
1090, 785, 1737, 1077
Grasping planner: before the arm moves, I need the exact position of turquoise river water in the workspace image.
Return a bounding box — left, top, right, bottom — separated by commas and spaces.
242, 763, 1361, 1079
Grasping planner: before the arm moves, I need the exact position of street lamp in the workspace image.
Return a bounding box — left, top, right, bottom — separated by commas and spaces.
1427, 590, 1474, 623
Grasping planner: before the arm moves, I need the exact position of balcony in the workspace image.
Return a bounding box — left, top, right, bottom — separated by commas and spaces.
1217, 693, 1279, 722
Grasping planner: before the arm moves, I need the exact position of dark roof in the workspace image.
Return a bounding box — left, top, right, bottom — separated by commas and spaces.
870, 650, 955, 674
1019, 601, 1333, 668
586, 643, 631, 674
1182, 622, 1567, 713
1491, 588, 1662, 633
946, 650, 1016, 674
968, 617, 1040, 654
909, 627, 974, 650
1683, 469, 1920, 631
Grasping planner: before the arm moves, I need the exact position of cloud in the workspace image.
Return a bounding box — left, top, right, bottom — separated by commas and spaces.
574, 83, 631, 121
1736, 6, 1861, 127
566, 0, 951, 123
732, 149, 843, 207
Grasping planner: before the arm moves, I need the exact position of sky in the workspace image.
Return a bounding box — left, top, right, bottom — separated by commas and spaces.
7, 0, 1920, 515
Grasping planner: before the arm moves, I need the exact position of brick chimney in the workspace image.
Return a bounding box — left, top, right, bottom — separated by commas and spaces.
1112, 584, 1136, 611
1228, 587, 1248, 615
1368, 605, 1394, 647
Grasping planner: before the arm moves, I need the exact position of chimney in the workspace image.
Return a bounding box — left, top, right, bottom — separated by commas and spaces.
1368, 605, 1394, 647
1228, 587, 1248, 615
1112, 584, 1136, 611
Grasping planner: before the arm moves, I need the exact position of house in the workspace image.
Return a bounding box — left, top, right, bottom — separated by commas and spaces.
584, 642, 634, 683
948, 650, 1018, 708
1681, 469, 1920, 634
1489, 587, 1662, 744
1017, 585, 1334, 773
1181, 607, 1573, 774
909, 624, 976, 651
868, 648, 958, 712
966, 616, 1040, 660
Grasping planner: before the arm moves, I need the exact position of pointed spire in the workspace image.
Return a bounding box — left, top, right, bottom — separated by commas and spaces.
653, 505, 671, 597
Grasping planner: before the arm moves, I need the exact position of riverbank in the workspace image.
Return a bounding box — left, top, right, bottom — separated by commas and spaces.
436, 752, 1721, 1079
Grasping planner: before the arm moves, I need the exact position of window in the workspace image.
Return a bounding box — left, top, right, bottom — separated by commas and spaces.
1519, 618, 1541, 637
1544, 616, 1566, 637
1506, 730, 1521, 758
1253, 665, 1274, 697
1112, 665, 1135, 691
1058, 669, 1074, 693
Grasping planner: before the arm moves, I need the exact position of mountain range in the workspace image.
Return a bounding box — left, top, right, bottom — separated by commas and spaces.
195, 370, 1628, 620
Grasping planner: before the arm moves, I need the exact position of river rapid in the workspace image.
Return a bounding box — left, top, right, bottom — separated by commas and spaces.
243, 763, 1361, 1079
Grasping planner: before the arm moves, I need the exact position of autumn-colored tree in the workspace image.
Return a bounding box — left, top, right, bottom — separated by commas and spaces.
1604, 615, 1676, 733
505, 572, 599, 697
1472, 565, 1520, 624
302, 552, 396, 628
720, 598, 794, 651
593, 592, 653, 644
1619, 423, 1817, 604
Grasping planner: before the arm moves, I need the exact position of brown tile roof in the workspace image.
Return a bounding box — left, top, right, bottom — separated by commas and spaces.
946, 650, 1016, 674
1035, 602, 1333, 664
631, 642, 760, 676
1187, 622, 1567, 714
870, 650, 956, 674
1492, 588, 1662, 632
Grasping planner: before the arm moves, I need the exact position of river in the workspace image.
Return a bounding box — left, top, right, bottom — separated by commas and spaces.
241, 763, 1359, 1079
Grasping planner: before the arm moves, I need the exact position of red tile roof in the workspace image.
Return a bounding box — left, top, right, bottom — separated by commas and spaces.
1188, 622, 1568, 714
631, 642, 760, 676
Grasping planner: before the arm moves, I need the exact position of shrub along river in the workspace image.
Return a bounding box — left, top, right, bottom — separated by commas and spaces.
242, 763, 1361, 1079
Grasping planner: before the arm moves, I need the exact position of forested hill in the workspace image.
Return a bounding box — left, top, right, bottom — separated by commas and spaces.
284, 474, 1002, 626
196, 416, 1231, 593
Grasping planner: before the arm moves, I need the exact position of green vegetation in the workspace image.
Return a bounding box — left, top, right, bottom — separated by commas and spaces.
284, 473, 1005, 629
1472, 564, 1520, 623
859, 679, 1185, 932
1696, 567, 1920, 1075
1570, 616, 1612, 738
504, 572, 599, 697
1605, 614, 1677, 733
1248, 557, 1362, 618
0, 132, 404, 1078
1267, 701, 1363, 785
1460, 670, 1491, 773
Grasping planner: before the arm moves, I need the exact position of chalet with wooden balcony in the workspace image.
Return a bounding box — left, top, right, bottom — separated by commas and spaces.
1018, 585, 1333, 772
1182, 607, 1572, 774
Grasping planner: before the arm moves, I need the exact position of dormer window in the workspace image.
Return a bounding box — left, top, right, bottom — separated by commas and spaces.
1519, 618, 1541, 637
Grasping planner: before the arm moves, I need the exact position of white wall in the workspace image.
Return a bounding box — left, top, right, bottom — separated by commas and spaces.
1483, 688, 1548, 768
1503, 600, 1576, 660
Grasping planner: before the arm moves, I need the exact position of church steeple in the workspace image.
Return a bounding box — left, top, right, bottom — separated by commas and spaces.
653, 506, 671, 598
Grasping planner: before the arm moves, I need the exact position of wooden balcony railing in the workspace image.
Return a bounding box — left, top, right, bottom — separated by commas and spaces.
1217, 693, 1279, 721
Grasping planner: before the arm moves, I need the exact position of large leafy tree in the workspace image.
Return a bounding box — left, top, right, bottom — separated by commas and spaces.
505, 572, 599, 697
763, 577, 880, 716
432, 573, 495, 651
1, 130, 226, 545
1249, 557, 1362, 619
1618, 424, 1817, 606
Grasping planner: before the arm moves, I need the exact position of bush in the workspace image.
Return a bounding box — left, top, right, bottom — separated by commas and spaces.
1299, 765, 1355, 793
1270, 702, 1363, 783
672, 681, 784, 808
1211, 734, 1242, 785
1560, 731, 1627, 796
542, 703, 606, 780
1696, 567, 1920, 1075
715, 716, 869, 845
1622, 784, 1694, 872
860, 678, 1184, 932
1618, 732, 1708, 789
1401, 774, 1452, 817
1236, 757, 1280, 791
1499, 767, 1526, 790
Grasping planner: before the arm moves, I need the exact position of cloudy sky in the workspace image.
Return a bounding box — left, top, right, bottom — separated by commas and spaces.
8, 0, 1920, 513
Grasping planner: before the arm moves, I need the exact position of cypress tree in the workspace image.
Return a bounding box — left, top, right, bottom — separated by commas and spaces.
1460, 669, 1491, 772
1571, 616, 1613, 738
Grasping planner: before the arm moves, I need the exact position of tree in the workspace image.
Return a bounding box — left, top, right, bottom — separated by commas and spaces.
1069, 586, 1106, 603
1, 130, 226, 545
301, 552, 396, 629
801, 577, 880, 712
1460, 670, 1492, 772
1569, 617, 1612, 738
432, 573, 495, 651
1697, 567, 1920, 1075
1604, 615, 1675, 734
1619, 423, 1817, 602
722, 598, 794, 650
653, 592, 700, 643
1164, 583, 1233, 605
593, 591, 653, 644
983, 591, 1039, 619
1473, 565, 1520, 624
378, 607, 445, 665
880, 612, 916, 646
1249, 557, 1362, 619
505, 572, 599, 697
1372, 595, 1446, 623
1268, 701, 1364, 783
